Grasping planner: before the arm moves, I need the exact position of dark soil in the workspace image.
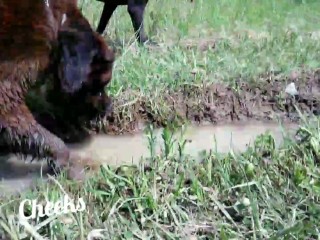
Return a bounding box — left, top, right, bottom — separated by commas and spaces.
30, 69, 320, 143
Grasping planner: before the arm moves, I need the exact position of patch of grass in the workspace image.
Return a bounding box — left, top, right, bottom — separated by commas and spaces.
1, 118, 320, 239
79, 0, 320, 92
75, 0, 320, 131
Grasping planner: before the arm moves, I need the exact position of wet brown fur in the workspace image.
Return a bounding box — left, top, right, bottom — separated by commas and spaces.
0, 0, 114, 180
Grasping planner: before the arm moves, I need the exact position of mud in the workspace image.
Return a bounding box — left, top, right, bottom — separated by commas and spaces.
0, 121, 297, 196
98, 69, 320, 135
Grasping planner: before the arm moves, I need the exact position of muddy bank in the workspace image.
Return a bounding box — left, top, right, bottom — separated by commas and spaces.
100, 69, 320, 134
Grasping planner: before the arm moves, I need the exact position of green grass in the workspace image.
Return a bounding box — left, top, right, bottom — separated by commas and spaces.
1, 119, 320, 239
80, 0, 320, 93
77, 0, 320, 130
2, 0, 320, 239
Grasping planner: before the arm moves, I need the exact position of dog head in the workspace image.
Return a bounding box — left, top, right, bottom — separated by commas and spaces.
48, 3, 115, 125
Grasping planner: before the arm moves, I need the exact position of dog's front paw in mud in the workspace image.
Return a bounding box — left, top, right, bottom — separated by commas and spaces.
65, 156, 88, 181
49, 152, 101, 181
68, 153, 102, 181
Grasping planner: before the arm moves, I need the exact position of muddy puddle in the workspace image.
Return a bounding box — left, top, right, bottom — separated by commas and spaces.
0, 121, 298, 196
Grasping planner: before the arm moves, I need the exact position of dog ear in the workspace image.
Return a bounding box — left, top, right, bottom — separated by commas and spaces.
57, 30, 98, 94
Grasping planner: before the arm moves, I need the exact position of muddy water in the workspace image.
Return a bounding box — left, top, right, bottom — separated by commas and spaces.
0, 121, 297, 196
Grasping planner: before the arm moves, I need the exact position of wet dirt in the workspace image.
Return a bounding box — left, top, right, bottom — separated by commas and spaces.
94, 69, 320, 135
0, 121, 297, 196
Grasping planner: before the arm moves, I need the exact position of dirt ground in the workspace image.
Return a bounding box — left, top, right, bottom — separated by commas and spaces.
102, 69, 320, 128
29, 68, 320, 142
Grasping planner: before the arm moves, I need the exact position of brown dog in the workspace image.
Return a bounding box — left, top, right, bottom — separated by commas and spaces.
96, 0, 149, 44
0, 0, 114, 180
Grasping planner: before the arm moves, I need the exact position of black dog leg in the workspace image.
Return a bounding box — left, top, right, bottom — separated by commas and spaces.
127, 0, 149, 44
97, 4, 118, 34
